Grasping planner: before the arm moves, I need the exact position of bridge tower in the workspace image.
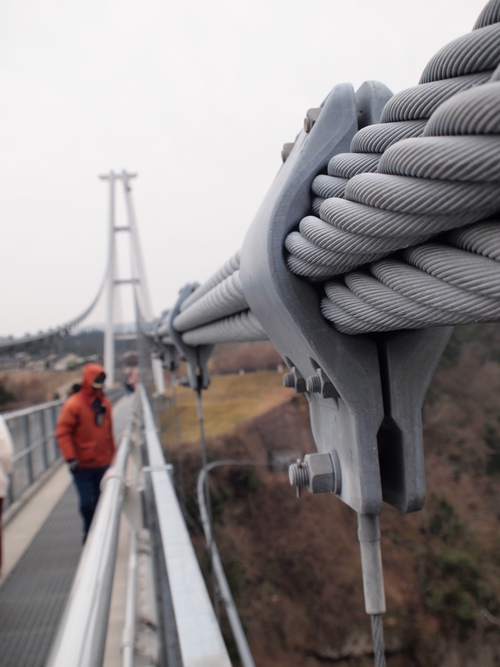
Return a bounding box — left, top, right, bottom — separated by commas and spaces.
99, 170, 153, 387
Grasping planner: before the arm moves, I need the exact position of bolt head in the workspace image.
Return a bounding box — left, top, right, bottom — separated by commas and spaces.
305, 453, 336, 493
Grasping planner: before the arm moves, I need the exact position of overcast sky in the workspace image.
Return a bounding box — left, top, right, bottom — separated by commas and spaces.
0, 0, 489, 337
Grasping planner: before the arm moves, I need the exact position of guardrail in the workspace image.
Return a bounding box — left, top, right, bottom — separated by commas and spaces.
43, 385, 233, 667
140, 384, 232, 667
2, 399, 63, 508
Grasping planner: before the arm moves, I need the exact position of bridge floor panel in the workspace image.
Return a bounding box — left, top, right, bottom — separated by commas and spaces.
0, 484, 82, 667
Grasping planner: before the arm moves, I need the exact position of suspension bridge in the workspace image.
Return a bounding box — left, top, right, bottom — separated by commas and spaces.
1, 1, 500, 665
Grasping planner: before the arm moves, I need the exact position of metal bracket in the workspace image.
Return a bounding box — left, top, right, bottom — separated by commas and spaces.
240, 80, 452, 515
167, 284, 214, 391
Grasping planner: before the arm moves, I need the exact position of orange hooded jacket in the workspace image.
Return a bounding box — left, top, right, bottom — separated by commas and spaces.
56, 363, 116, 468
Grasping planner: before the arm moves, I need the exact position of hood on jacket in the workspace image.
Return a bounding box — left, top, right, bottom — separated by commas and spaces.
81, 363, 107, 395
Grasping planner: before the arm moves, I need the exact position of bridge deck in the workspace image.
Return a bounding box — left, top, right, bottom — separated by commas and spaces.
0, 477, 81, 667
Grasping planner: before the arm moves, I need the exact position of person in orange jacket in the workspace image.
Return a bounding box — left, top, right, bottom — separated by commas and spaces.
56, 363, 116, 541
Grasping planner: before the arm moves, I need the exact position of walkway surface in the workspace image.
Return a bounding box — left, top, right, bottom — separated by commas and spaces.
0, 396, 130, 667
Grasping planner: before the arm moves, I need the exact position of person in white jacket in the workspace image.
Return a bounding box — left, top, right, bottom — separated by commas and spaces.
0, 415, 14, 576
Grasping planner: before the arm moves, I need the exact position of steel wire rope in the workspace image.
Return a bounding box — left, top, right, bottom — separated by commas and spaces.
371, 614, 386, 667
179, 251, 241, 312
307, 72, 491, 218
285, 3, 500, 334
320, 83, 500, 333
286, 87, 498, 278
170, 374, 187, 517
320, 229, 500, 334
197, 460, 266, 667
173, 270, 248, 332
0, 244, 109, 353
420, 22, 500, 83
474, 0, 500, 28
181, 310, 268, 346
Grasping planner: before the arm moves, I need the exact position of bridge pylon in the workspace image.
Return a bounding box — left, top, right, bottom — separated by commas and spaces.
99, 170, 152, 387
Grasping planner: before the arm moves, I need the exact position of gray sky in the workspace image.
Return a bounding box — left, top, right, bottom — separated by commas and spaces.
0, 0, 489, 336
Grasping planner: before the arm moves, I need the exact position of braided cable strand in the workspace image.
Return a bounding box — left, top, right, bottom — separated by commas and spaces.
173, 270, 248, 332
286, 59, 497, 280
351, 119, 427, 153
377, 135, 500, 181
321, 81, 500, 333
181, 311, 267, 345
180, 251, 241, 312
419, 23, 500, 83
380, 72, 491, 121
304, 71, 489, 216
321, 217, 500, 334
285, 2, 500, 334
371, 615, 386, 667
424, 81, 500, 135
474, 0, 500, 29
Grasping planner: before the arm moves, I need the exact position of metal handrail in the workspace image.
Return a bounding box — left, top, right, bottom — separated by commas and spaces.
1, 398, 62, 420
2, 400, 62, 508
45, 393, 139, 667
139, 384, 232, 667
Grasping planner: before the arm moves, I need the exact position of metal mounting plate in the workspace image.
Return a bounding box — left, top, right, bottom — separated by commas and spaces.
241, 80, 452, 514
241, 82, 389, 515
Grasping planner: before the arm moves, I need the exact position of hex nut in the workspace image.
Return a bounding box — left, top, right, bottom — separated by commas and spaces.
282, 367, 307, 393
310, 368, 339, 399
305, 453, 336, 493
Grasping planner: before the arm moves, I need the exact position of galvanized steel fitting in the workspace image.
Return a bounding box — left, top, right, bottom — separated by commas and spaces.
282, 366, 307, 393
304, 107, 321, 133
289, 452, 341, 496
305, 368, 339, 399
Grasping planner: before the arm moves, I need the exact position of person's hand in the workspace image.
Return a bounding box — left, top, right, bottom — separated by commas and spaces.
67, 459, 79, 472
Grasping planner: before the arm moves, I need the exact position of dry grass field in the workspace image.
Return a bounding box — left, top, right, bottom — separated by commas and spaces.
161, 370, 291, 448
0, 369, 81, 409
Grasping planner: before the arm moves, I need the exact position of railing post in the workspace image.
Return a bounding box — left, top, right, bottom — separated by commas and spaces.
49, 405, 58, 461
40, 409, 49, 472
23, 414, 34, 486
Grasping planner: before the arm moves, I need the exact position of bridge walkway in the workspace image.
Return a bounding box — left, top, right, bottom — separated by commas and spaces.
0, 398, 131, 667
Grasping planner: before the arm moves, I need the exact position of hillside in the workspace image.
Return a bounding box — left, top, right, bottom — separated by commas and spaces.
0, 369, 82, 409
166, 326, 500, 667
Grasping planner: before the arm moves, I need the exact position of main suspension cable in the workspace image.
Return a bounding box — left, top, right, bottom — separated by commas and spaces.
285, 6, 500, 335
